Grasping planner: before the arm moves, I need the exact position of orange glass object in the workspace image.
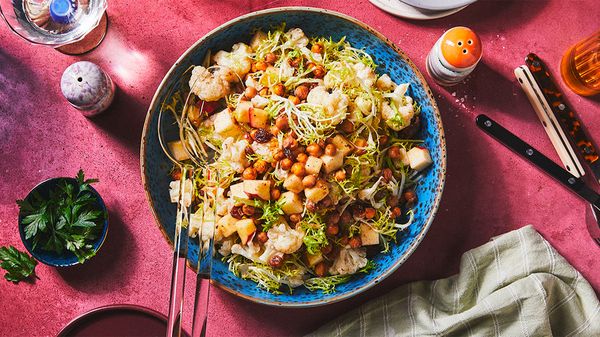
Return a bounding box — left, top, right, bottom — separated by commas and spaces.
440, 27, 482, 69
560, 30, 600, 96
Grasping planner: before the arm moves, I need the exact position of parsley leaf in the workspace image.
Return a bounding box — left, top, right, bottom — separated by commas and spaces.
17, 170, 105, 264
0, 246, 38, 283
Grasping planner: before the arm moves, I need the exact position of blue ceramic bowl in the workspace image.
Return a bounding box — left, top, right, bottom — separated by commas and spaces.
141, 7, 446, 307
18, 178, 109, 267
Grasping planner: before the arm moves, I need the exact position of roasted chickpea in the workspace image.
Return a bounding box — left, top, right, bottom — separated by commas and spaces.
272, 83, 285, 96
274, 150, 285, 161
354, 138, 368, 155
314, 262, 327, 277
294, 85, 309, 100
339, 236, 350, 246
289, 57, 302, 68
327, 213, 340, 226
388, 195, 399, 207
289, 213, 302, 223
364, 207, 376, 220
306, 143, 322, 157
254, 160, 269, 174
392, 206, 402, 218
311, 43, 324, 54
325, 144, 337, 156
312, 65, 326, 78
302, 174, 317, 188
255, 61, 268, 71
275, 115, 289, 131
326, 224, 339, 236
352, 204, 366, 218
269, 254, 284, 268
306, 201, 317, 212
259, 87, 269, 97
291, 162, 306, 177
321, 243, 333, 255
288, 95, 301, 105
242, 204, 256, 216
265, 52, 278, 64
256, 231, 269, 244
349, 236, 362, 248
242, 167, 257, 180
281, 158, 293, 170
339, 120, 354, 133
283, 135, 298, 150
379, 135, 389, 145
382, 168, 393, 182
403, 190, 417, 206
244, 86, 257, 99
388, 146, 401, 159
270, 188, 281, 200
296, 153, 308, 163
334, 169, 346, 182
270, 125, 280, 136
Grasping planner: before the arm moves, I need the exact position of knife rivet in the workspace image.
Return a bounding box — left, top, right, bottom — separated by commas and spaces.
558, 104, 566, 111
526, 149, 534, 156
533, 61, 540, 67
584, 146, 592, 154
568, 177, 576, 185
484, 120, 492, 127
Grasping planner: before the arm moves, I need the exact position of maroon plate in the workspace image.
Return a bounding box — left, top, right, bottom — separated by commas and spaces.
57, 304, 188, 337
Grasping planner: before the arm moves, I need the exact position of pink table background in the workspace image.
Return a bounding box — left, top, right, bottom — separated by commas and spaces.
1, 1, 599, 336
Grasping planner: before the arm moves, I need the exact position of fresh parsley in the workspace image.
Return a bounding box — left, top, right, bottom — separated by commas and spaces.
0, 246, 38, 283
17, 170, 105, 263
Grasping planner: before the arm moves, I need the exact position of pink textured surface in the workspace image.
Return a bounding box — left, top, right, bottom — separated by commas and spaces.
1, 1, 599, 336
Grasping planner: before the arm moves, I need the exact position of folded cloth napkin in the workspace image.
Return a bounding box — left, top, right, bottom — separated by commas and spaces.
307, 225, 600, 337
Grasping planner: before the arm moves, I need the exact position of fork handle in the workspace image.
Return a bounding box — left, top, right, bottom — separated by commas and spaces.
476, 114, 600, 210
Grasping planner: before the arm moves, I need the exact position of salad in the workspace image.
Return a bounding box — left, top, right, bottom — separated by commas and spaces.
164, 26, 433, 294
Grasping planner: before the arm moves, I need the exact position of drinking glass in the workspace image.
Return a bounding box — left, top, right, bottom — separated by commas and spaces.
0, 0, 108, 55
560, 30, 600, 96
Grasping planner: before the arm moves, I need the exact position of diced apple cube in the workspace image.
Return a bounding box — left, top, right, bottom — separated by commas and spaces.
233, 101, 253, 123
304, 180, 329, 203
243, 180, 271, 200
398, 148, 410, 166
218, 214, 238, 238
306, 251, 324, 267
236, 218, 256, 245
331, 135, 353, 156
321, 152, 344, 173
213, 108, 242, 137
283, 174, 304, 193
407, 147, 433, 171
167, 141, 190, 161
249, 107, 269, 129
360, 223, 380, 246
278, 191, 303, 214
229, 182, 247, 201
305, 156, 323, 175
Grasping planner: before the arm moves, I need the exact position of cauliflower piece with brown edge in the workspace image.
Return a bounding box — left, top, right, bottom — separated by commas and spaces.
267, 223, 304, 254
329, 247, 368, 275
212, 43, 253, 81
285, 28, 309, 48
381, 83, 414, 131
231, 242, 262, 262
306, 86, 349, 126
217, 138, 249, 173
376, 74, 396, 91
353, 62, 377, 89
189, 66, 231, 102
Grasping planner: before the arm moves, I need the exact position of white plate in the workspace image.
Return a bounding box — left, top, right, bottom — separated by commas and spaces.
369, 0, 468, 20
401, 0, 477, 11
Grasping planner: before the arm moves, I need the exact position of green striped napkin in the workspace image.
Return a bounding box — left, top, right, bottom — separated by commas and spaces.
308, 225, 600, 337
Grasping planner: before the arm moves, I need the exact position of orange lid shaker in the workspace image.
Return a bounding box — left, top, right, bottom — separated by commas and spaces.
426, 26, 483, 86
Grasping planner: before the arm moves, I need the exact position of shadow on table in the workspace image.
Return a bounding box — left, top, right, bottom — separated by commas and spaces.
55, 207, 137, 294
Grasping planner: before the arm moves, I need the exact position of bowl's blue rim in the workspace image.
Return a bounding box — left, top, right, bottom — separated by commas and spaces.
17, 177, 110, 267
140, 6, 447, 307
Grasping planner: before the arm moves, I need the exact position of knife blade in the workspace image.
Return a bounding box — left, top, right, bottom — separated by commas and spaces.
525, 53, 600, 183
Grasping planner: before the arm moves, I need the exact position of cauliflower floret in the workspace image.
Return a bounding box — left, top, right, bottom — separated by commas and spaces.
212, 43, 253, 81
266, 223, 304, 254
354, 95, 374, 115
329, 247, 368, 275
285, 28, 309, 48
231, 242, 262, 262
306, 86, 349, 125
258, 245, 281, 264
217, 138, 249, 173
353, 62, 377, 89
279, 61, 295, 81
169, 179, 193, 206
381, 83, 414, 131
250, 142, 275, 163
218, 238, 235, 257
189, 66, 230, 102
250, 30, 267, 51
245, 76, 262, 90
251, 95, 270, 108
376, 74, 396, 91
